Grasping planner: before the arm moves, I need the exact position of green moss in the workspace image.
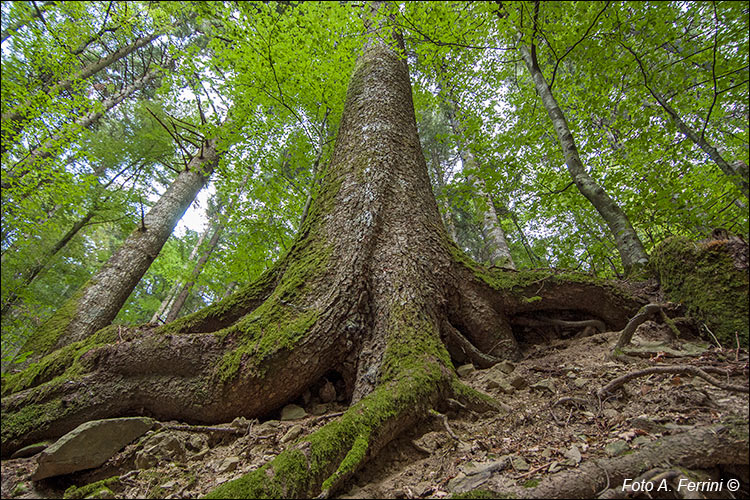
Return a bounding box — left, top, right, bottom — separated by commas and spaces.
1, 399, 65, 447
21, 286, 88, 357
523, 478, 540, 488
204, 301, 452, 499
2, 326, 117, 396
10, 483, 28, 497
63, 476, 120, 499
651, 236, 749, 347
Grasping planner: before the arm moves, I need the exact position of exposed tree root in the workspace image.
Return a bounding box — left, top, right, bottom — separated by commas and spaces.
614, 303, 663, 350
597, 364, 750, 398
498, 419, 749, 498
441, 320, 502, 369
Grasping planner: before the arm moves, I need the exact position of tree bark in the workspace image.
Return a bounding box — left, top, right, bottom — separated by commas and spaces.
0, 7, 643, 498
518, 44, 649, 275
1, 33, 158, 152
20, 136, 221, 356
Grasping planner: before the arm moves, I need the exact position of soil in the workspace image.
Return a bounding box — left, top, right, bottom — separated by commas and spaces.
2, 324, 748, 499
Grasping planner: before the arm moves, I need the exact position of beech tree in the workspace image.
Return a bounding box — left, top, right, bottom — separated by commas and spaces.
1, 2, 748, 499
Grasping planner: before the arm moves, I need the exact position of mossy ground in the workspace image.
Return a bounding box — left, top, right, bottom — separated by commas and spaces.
63, 476, 120, 499
651, 236, 749, 348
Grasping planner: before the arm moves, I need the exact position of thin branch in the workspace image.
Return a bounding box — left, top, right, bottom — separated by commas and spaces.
701, 2, 720, 141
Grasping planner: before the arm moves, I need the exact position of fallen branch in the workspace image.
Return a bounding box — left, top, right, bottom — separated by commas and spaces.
597, 365, 749, 398
163, 424, 245, 435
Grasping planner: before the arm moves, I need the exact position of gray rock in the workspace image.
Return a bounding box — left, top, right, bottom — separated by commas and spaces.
573, 377, 588, 388
281, 404, 307, 421
134, 431, 187, 469
530, 378, 556, 393
456, 364, 475, 377
230, 416, 249, 430
280, 424, 303, 444
496, 360, 515, 374
564, 444, 582, 464
310, 403, 328, 416
486, 374, 515, 394
602, 408, 620, 420
509, 375, 528, 389
319, 380, 336, 403
632, 435, 650, 447
216, 456, 240, 474
604, 440, 630, 457
32, 417, 155, 480
11, 441, 50, 459
510, 456, 530, 471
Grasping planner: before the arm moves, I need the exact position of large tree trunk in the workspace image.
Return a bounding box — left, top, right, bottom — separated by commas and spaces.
17, 137, 220, 357
0, 8, 642, 498
518, 44, 649, 275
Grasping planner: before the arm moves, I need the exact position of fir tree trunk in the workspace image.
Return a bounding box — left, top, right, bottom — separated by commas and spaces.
1, 8, 643, 498
19, 137, 221, 356
518, 43, 649, 275
443, 96, 516, 269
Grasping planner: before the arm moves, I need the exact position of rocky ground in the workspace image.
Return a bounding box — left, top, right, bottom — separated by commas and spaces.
2, 320, 748, 499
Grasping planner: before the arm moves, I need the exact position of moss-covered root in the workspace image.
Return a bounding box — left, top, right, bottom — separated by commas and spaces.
651, 236, 749, 348
204, 372, 447, 499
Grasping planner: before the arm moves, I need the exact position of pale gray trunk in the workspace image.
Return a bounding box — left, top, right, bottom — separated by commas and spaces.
45, 137, 220, 351
519, 44, 649, 274
444, 102, 516, 269
150, 222, 210, 324
429, 147, 458, 242
1, 33, 158, 150
164, 220, 223, 322
7, 69, 158, 187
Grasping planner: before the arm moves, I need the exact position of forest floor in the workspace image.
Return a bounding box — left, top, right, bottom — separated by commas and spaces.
2, 321, 748, 499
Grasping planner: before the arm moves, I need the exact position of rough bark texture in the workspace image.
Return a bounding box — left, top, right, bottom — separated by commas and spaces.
519, 44, 649, 275
0, 10, 644, 499
19, 137, 220, 357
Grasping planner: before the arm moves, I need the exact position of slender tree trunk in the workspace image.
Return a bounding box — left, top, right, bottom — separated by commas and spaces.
650, 89, 749, 199
443, 101, 516, 269
150, 223, 211, 324
428, 147, 458, 242
518, 43, 649, 274
164, 217, 224, 323
1, 33, 158, 152
1, 210, 95, 316
5, 68, 158, 190
21, 136, 221, 356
